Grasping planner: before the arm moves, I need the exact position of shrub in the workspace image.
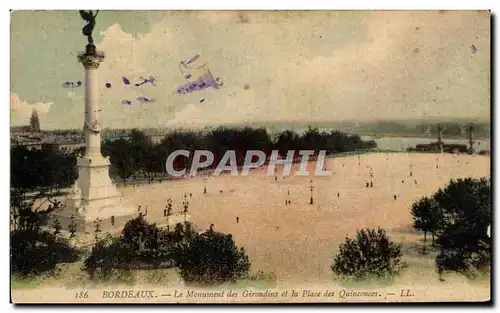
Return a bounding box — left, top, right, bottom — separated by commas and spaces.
122, 215, 159, 250
83, 218, 251, 286
11, 229, 80, 277
82, 219, 180, 283
82, 237, 136, 280
332, 228, 405, 280
173, 227, 251, 285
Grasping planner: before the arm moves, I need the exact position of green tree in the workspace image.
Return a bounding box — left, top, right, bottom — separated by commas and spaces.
130, 129, 154, 184
433, 178, 491, 276
122, 215, 159, 253
332, 228, 405, 280
411, 197, 442, 254
171, 225, 250, 286
104, 138, 135, 186
10, 190, 80, 277
274, 130, 301, 157
11, 145, 77, 195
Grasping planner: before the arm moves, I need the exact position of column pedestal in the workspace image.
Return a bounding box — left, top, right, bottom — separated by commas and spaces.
56, 155, 137, 233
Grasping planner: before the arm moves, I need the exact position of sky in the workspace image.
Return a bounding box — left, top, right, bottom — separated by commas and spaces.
10, 10, 491, 130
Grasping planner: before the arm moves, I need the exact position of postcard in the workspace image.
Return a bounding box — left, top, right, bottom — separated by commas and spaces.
10, 10, 491, 304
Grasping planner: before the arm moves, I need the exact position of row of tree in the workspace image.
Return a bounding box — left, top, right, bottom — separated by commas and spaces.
11, 126, 375, 192
102, 126, 377, 186
10, 145, 79, 195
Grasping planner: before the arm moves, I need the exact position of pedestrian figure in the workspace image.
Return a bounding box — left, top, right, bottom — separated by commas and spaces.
220, 190, 223, 194
402, 180, 404, 183
370, 181, 373, 188
436, 165, 439, 169
394, 195, 397, 201
337, 192, 340, 198
287, 190, 290, 196
190, 193, 192, 198
138, 205, 141, 212
415, 180, 418, 185
366, 182, 369, 188
410, 171, 412, 177
236, 217, 239, 223
285, 200, 288, 205
438, 267, 445, 282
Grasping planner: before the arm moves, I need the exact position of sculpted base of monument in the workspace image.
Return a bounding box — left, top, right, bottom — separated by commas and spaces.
55, 154, 137, 233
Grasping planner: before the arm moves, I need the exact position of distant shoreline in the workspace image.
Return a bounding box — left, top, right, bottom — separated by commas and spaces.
353, 132, 490, 141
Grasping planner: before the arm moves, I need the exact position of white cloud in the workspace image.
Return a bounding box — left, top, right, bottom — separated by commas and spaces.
33, 11, 489, 129
280, 11, 490, 120
166, 103, 204, 127
10, 93, 53, 126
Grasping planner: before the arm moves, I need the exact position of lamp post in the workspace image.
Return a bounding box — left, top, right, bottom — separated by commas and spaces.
309, 184, 315, 205
182, 193, 189, 224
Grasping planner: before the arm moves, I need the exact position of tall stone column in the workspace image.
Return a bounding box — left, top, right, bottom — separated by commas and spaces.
81, 47, 104, 157
57, 44, 137, 232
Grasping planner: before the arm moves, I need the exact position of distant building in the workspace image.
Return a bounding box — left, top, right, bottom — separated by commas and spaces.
30, 108, 40, 132
11, 109, 85, 152
407, 124, 469, 153
409, 142, 468, 153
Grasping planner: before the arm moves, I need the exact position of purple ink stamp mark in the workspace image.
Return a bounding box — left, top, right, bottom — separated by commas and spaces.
137, 96, 153, 103
135, 76, 157, 87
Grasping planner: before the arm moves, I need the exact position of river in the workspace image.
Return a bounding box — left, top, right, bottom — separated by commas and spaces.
361, 136, 491, 152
